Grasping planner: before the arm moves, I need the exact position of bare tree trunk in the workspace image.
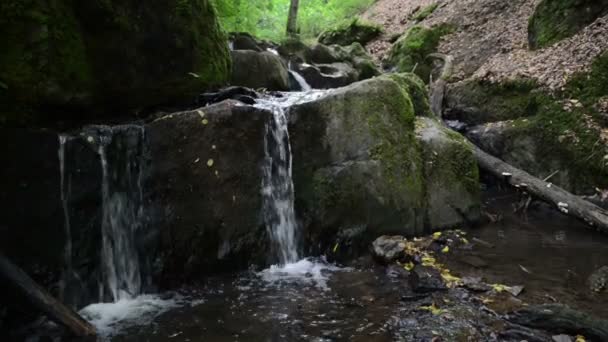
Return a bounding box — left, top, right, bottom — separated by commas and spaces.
286, 0, 300, 37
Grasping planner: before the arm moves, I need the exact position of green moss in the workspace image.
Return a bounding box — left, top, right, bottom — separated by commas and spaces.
413, 3, 439, 21
528, 0, 608, 50
318, 18, 383, 46
565, 51, 608, 106
388, 73, 433, 117
386, 24, 454, 83
448, 79, 541, 124
0, 0, 231, 126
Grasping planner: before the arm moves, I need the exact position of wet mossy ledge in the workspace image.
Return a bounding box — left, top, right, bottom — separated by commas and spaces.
385, 24, 454, 83
0, 0, 231, 127
528, 0, 608, 50
318, 18, 383, 47
447, 53, 608, 193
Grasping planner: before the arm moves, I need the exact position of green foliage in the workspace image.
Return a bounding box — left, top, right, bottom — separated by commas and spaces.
212, 0, 375, 42
565, 52, 608, 107
318, 18, 382, 46
386, 24, 454, 83
528, 0, 608, 50
413, 3, 439, 21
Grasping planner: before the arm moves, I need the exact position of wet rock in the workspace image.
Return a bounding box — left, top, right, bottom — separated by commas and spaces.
552, 335, 573, 342
415, 117, 481, 228
458, 255, 488, 269
293, 62, 359, 89
461, 276, 491, 292
372, 236, 407, 263
146, 100, 272, 283
409, 265, 448, 293
198, 86, 259, 106
588, 265, 608, 293
230, 50, 290, 91
229, 32, 263, 52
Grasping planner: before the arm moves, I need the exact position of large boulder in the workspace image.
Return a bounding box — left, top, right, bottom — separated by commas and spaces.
0, 0, 231, 126
289, 74, 480, 255
293, 62, 359, 89
146, 101, 272, 284
230, 50, 290, 90
318, 18, 382, 46
529, 0, 608, 50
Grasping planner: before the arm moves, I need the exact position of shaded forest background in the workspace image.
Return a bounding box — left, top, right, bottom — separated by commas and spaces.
213, 0, 375, 41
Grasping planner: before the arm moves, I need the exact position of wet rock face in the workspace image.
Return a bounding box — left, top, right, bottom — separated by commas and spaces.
146, 101, 272, 285
529, 0, 608, 50
0, 0, 230, 126
230, 50, 290, 91
289, 74, 480, 254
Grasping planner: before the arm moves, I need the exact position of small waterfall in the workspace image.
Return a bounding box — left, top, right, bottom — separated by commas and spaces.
288, 61, 312, 91
257, 100, 300, 264
96, 125, 146, 302
58, 135, 73, 302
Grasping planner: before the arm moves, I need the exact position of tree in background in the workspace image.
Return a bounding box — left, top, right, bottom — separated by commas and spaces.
286, 0, 300, 36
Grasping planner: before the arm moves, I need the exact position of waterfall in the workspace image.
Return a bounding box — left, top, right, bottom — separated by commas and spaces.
288, 61, 312, 91
257, 100, 300, 264
58, 135, 73, 302
97, 125, 146, 302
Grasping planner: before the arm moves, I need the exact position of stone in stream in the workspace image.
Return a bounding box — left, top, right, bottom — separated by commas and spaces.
371, 236, 408, 263
289, 73, 480, 255
408, 265, 448, 293
230, 50, 290, 91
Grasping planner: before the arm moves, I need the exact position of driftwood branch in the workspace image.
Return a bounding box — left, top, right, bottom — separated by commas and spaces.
509, 304, 608, 341
429, 53, 608, 234
0, 253, 97, 338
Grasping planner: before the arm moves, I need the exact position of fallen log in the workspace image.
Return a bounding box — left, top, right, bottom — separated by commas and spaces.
508, 304, 608, 341
428, 53, 608, 234
0, 253, 97, 338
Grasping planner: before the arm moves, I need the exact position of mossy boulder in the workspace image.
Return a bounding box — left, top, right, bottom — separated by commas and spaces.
416, 117, 480, 228
413, 3, 439, 22
318, 18, 383, 47
386, 24, 453, 83
230, 50, 290, 90
288, 74, 480, 256
388, 73, 433, 118
0, 0, 231, 127
450, 72, 608, 193
529, 0, 608, 50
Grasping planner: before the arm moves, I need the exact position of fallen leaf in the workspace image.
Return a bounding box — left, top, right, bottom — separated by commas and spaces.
207, 159, 214, 167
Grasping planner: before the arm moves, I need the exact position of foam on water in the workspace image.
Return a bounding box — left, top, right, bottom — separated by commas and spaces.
79, 294, 181, 338
258, 257, 346, 290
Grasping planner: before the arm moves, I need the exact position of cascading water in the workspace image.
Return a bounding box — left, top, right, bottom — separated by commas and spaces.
258, 101, 300, 264
288, 61, 312, 91
96, 125, 146, 302
58, 135, 73, 303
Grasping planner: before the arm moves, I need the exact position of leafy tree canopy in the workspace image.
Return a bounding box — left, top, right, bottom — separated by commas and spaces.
213, 0, 375, 42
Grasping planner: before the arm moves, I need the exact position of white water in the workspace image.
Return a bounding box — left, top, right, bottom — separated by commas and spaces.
289, 70, 312, 91
58, 135, 73, 301
97, 126, 145, 302
255, 91, 330, 268
79, 294, 181, 338
259, 257, 346, 290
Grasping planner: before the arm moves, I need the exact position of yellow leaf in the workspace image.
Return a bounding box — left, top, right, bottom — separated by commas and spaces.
421, 256, 437, 267
207, 159, 214, 167
442, 246, 450, 253
576, 335, 586, 342
481, 297, 494, 304
433, 232, 442, 239
404, 262, 415, 271
419, 303, 445, 315
461, 237, 469, 244
332, 242, 339, 253
441, 270, 460, 284
197, 110, 205, 118
202, 119, 209, 125
491, 284, 508, 293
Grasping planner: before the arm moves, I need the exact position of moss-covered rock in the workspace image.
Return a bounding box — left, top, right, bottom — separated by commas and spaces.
451, 74, 608, 193
388, 73, 433, 118
386, 24, 454, 83
318, 18, 383, 46
277, 37, 312, 62
445, 79, 541, 125
528, 0, 608, 50
0, 0, 231, 126
289, 74, 481, 255
413, 3, 439, 22
230, 50, 290, 90
416, 117, 480, 228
